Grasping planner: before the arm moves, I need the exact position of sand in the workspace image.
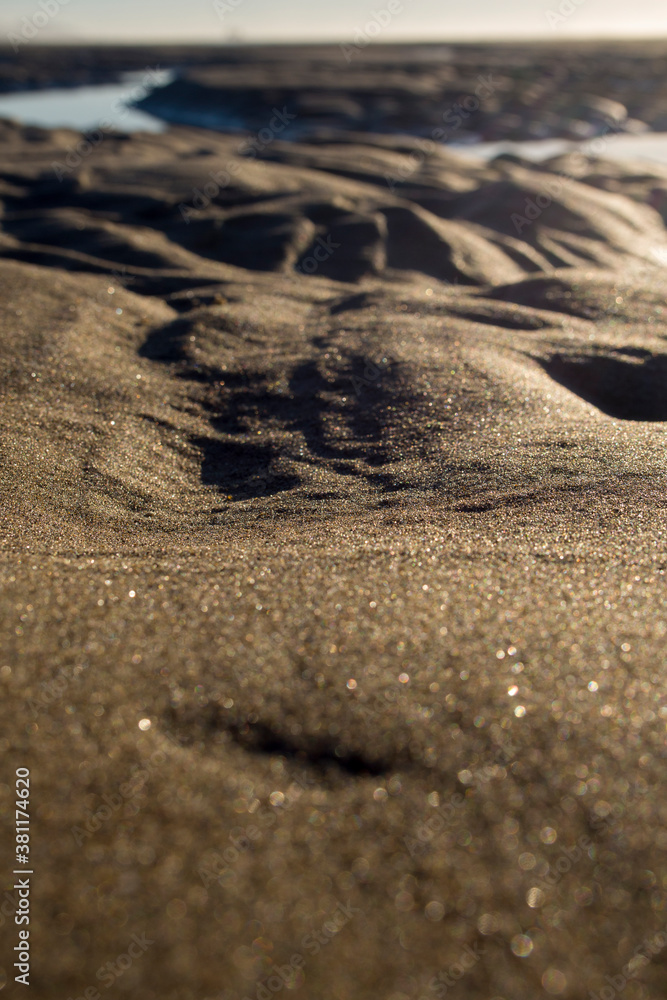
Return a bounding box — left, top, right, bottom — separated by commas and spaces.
1, 66, 667, 1000
134, 40, 667, 140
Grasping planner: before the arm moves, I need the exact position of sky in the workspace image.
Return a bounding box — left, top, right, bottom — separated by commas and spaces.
3, 0, 667, 44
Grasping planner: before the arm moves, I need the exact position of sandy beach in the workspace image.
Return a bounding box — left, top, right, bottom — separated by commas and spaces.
1, 43, 667, 1000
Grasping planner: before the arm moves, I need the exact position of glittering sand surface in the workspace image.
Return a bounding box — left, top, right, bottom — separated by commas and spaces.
2, 103, 667, 1000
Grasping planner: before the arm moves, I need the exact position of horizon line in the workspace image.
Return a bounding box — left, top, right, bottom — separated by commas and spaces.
4, 34, 667, 46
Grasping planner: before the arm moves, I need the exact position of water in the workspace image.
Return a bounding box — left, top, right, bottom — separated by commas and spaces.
0, 70, 173, 134
453, 132, 667, 165
3, 74, 667, 167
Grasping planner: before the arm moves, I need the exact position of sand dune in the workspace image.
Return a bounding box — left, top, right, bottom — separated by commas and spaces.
1, 114, 667, 1000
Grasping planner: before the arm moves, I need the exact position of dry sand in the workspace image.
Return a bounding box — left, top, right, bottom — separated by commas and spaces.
0, 107, 667, 1000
